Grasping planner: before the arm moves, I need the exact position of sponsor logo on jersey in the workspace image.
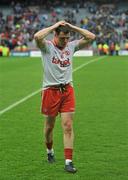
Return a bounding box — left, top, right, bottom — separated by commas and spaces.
61, 50, 70, 58
63, 50, 70, 56
52, 56, 70, 67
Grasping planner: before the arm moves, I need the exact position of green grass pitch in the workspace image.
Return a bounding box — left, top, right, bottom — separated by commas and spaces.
0, 56, 128, 180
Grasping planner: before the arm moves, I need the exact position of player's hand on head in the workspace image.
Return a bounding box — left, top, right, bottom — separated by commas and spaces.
65, 22, 73, 28
54, 20, 66, 28
58, 20, 66, 25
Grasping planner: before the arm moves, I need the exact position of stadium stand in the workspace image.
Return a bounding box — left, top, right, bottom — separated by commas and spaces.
0, 0, 128, 56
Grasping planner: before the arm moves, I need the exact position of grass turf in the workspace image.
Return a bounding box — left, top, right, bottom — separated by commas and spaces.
0, 56, 128, 180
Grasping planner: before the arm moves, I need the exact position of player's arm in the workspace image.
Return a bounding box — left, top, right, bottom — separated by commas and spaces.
65, 22, 96, 50
34, 21, 66, 49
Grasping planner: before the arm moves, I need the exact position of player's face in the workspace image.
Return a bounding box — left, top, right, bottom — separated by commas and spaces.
55, 32, 70, 48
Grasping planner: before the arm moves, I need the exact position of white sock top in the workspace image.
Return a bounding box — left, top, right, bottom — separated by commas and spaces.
65, 159, 72, 165
47, 148, 54, 155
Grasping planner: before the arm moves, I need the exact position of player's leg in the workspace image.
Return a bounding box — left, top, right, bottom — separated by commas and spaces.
44, 116, 56, 163
41, 88, 60, 163
61, 112, 77, 173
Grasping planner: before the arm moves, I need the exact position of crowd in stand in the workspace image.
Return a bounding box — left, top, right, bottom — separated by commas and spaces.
0, 2, 40, 53
0, 0, 128, 56
80, 3, 128, 55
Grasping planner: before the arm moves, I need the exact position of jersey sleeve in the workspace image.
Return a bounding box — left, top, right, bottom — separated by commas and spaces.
40, 40, 51, 54
69, 40, 80, 53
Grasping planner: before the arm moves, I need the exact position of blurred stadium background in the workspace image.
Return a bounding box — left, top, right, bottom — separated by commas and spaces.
0, 1, 128, 180
0, 0, 128, 56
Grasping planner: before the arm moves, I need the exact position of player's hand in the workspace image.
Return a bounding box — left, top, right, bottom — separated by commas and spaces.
53, 21, 66, 28
64, 22, 74, 29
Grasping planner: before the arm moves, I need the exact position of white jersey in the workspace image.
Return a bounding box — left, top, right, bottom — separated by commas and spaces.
40, 40, 79, 89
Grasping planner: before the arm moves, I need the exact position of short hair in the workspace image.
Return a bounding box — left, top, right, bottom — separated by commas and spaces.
55, 25, 70, 35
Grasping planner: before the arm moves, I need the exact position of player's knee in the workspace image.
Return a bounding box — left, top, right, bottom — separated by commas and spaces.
46, 124, 54, 132
63, 121, 72, 134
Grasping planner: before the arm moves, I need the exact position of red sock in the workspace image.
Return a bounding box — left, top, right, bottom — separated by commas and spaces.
46, 141, 53, 150
64, 148, 73, 160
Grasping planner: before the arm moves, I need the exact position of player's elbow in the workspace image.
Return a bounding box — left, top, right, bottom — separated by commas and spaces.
34, 33, 39, 40
86, 33, 96, 41
91, 34, 96, 40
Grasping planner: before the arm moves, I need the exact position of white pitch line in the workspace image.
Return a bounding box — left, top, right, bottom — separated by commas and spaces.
0, 56, 106, 116
73, 56, 105, 72
0, 89, 42, 116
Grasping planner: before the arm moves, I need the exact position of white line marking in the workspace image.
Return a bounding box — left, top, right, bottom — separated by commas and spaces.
73, 56, 105, 72
0, 89, 42, 116
0, 56, 106, 116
